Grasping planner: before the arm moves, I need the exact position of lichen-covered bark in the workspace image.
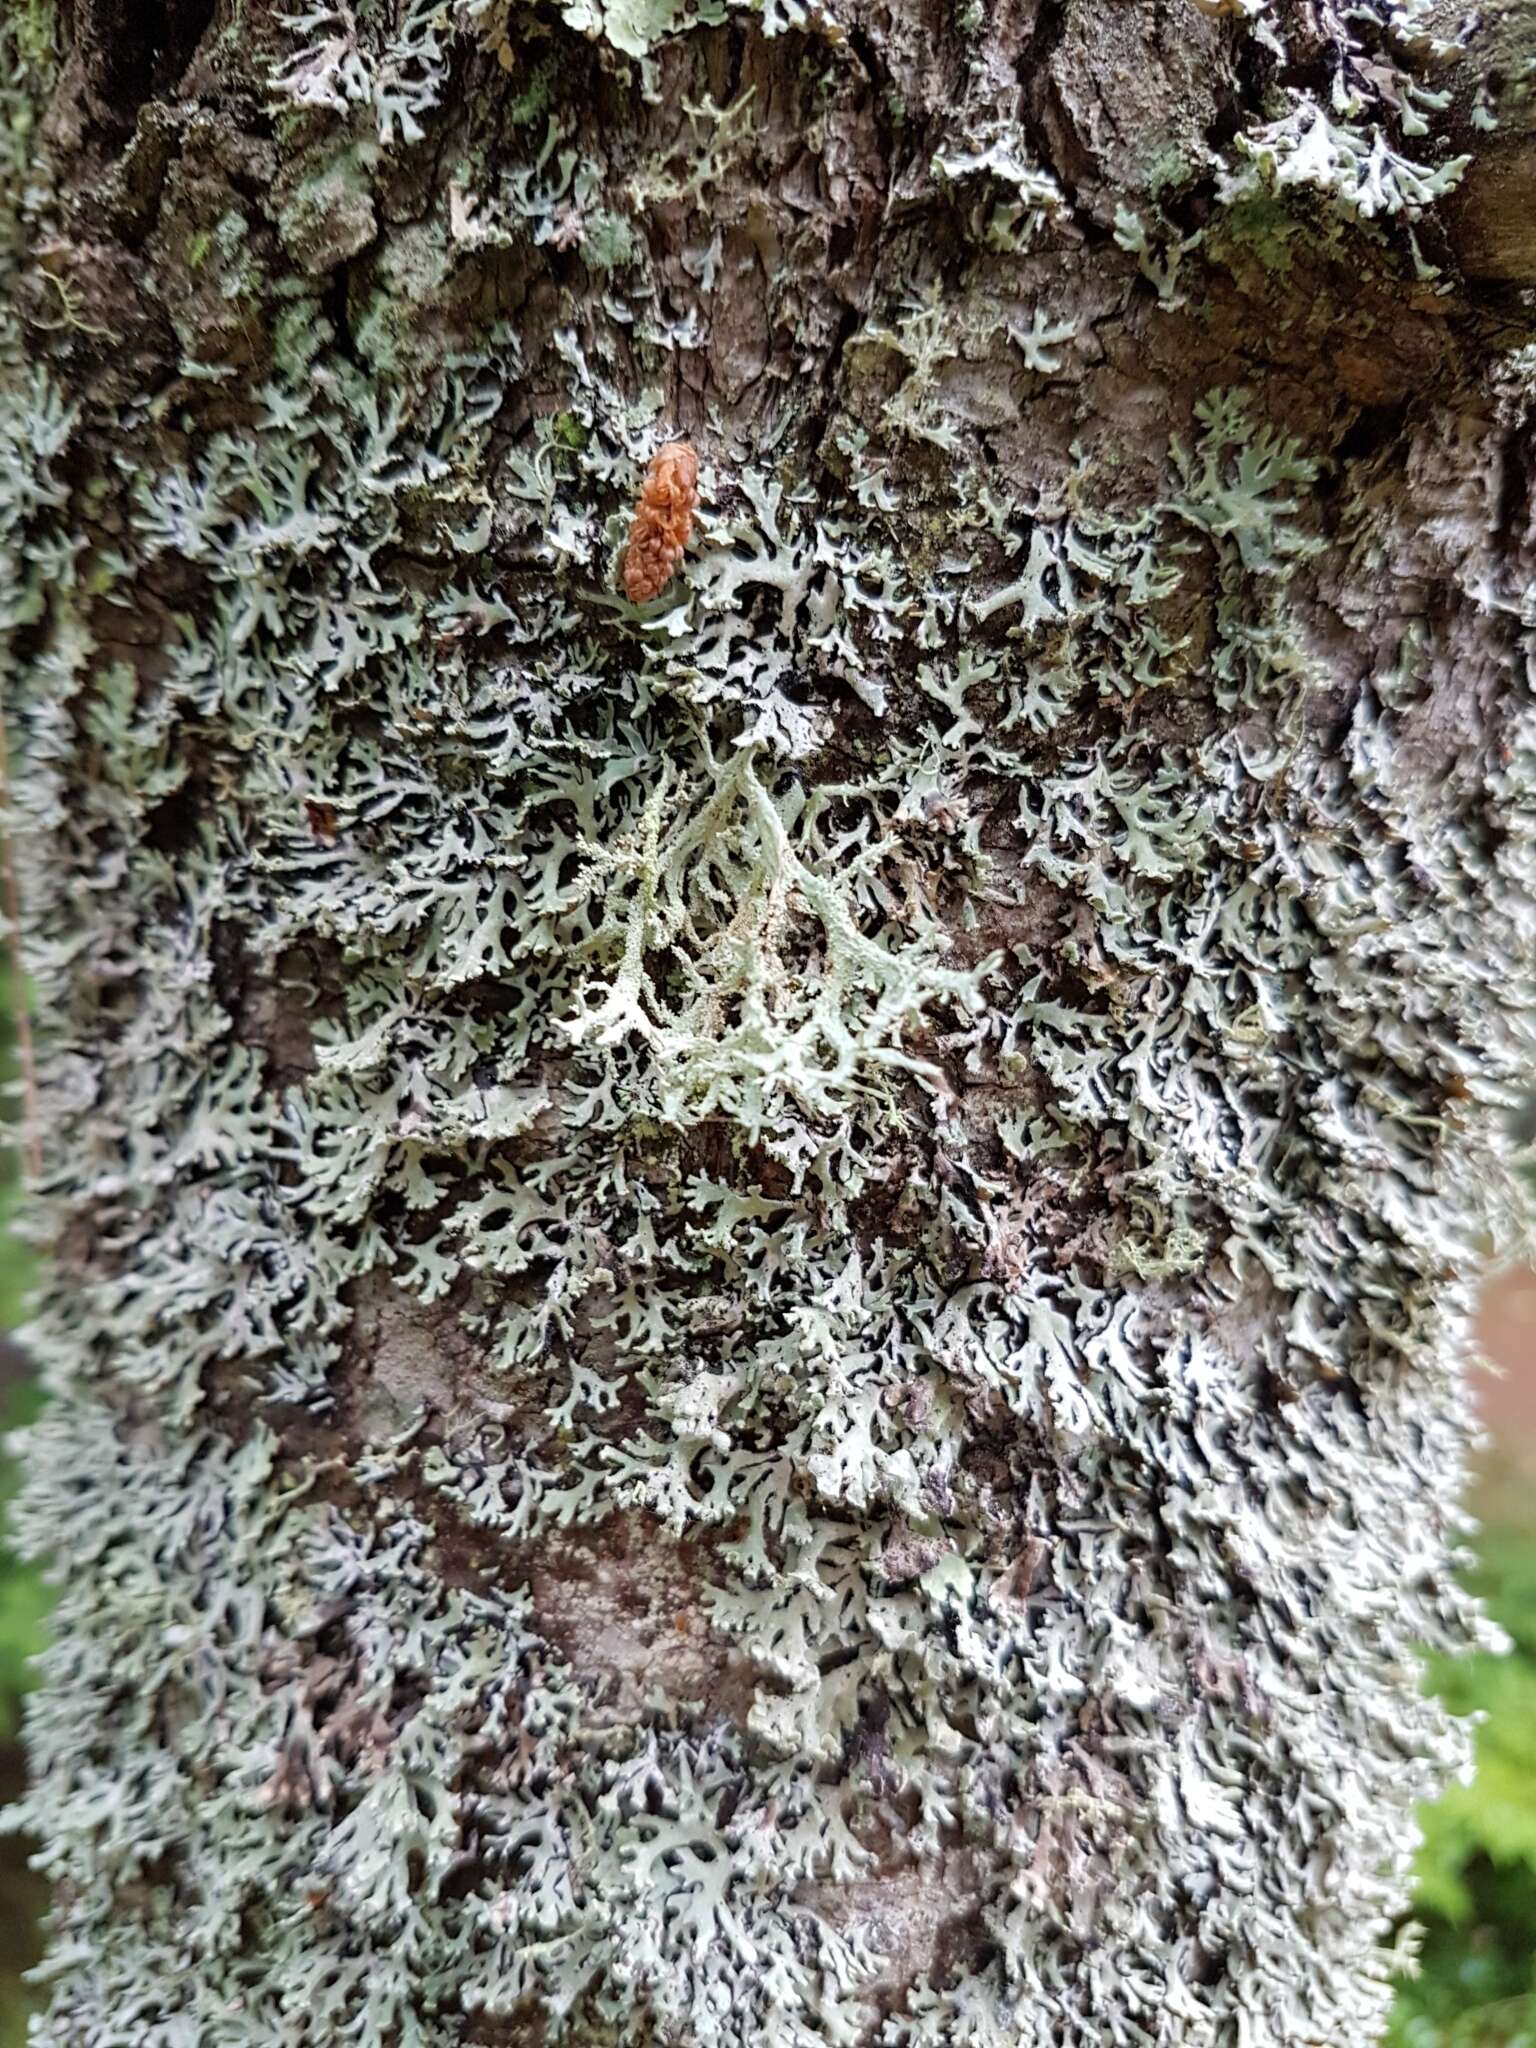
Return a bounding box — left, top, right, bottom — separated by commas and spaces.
2, 0, 1535, 2043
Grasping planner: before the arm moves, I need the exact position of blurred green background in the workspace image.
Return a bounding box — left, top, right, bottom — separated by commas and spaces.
1, 958, 49, 2047
0, 987, 1532, 2041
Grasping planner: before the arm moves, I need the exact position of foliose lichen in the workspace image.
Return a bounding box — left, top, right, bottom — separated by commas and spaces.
2, 0, 1534, 2044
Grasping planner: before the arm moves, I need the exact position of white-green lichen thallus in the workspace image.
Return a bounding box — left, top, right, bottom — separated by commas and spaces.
1, 0, 1534, 2045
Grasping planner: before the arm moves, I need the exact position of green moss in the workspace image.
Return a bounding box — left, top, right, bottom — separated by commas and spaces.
8, 0, 54, 70
580, 208, 641, 271
1205, 194, 1308, 280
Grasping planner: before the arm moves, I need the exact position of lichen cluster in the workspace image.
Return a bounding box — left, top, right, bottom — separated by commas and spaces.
3, 0, 1535, 2044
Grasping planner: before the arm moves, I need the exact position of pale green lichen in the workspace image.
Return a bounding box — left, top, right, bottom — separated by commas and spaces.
272, 1, 456, 141
1218, 100, 1470, 226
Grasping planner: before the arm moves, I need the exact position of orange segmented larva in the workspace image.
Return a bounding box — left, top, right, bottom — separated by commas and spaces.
621, 440, 699, 604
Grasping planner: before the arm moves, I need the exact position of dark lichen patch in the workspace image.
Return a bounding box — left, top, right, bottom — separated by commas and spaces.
461, 2010, 552, 2047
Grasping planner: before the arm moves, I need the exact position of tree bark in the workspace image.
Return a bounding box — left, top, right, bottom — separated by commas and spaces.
3, 0, 1535, 2043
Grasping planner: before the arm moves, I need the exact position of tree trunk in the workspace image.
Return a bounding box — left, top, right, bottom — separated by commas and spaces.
3, 0, 1534, 2042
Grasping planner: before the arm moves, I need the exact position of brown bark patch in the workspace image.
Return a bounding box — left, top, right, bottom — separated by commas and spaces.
796, 1845, 991, 2013
529, 1515, 759, 1727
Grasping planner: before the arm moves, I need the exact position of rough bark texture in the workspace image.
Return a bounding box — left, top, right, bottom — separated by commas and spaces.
3, 0, 1536, 2043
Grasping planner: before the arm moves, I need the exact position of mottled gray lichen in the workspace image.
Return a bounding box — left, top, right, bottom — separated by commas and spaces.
2, 0, 1535, 2044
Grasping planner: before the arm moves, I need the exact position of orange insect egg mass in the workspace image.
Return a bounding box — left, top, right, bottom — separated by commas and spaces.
621, 440, 699, 604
